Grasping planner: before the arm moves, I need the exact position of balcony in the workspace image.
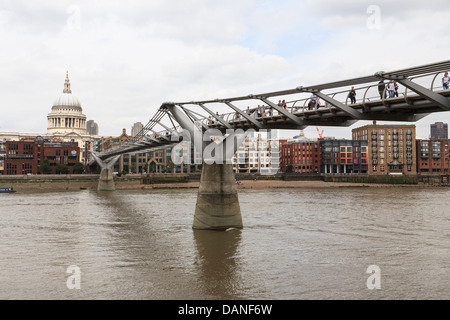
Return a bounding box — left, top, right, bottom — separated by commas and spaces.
6, 154, 34, 160
432, 153, 441, 159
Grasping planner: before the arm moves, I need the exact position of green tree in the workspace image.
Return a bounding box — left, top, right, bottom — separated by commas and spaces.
39, 159, 52, 174
73, 162, 84, 174
56, 164, 69, 174
168, 160, 176, 173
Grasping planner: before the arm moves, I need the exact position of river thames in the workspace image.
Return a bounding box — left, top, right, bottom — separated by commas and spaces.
0, 186, 449, 300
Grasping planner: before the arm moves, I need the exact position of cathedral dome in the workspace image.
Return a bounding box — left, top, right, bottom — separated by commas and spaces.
53, 93, 81, 108
47, 71, 87, 135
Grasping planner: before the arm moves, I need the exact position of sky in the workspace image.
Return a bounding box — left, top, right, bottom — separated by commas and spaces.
1, 0, 450, 139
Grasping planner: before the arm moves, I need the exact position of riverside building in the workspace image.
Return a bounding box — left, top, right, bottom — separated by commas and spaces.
3, 138, 80, 175
320, 139, 368, 174
352, 123, 416, 175
416, 139, 450, 174
279, 131, 320, 174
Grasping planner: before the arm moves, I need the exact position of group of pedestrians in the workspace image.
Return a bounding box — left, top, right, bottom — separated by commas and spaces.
212, 72, 450, 124
377, 80, 399, 99
348, 71, 450, 104
308, 94, 321, 110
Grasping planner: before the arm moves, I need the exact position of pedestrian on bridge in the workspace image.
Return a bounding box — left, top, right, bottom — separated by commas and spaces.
378, 80, 386, 99
387, 80, 396, 98
348, 86, 356, 104
443, 72, 449, 90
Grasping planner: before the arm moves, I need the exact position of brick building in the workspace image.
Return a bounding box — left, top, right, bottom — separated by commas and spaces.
3, 138, 80, 175
280, 137, 320, 174
353, 124, 416, 175
416, 139, 450, 174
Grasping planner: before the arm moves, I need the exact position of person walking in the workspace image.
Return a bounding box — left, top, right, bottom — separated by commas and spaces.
394, 81, 399, 97
443, 72, 450, 90
348, 86, 356, 104
387, 80, 396, 98
378, 80, 386, 99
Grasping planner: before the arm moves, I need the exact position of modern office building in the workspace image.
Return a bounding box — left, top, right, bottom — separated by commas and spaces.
86, 120, 99, 135
352, 124, 416, 175
320, 139, 368, 174
131, 122, 144, 137
430, 122, 448, 140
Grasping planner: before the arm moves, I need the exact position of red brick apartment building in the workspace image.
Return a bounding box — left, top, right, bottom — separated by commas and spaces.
280, 139, 321, 173
416, 140, 450, 174
3, 138, 80, 175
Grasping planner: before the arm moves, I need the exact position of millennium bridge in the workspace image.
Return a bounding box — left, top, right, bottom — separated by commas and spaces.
90, 60, 450, 230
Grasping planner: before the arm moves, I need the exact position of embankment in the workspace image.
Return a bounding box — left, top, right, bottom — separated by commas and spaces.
0, 173, 448, 193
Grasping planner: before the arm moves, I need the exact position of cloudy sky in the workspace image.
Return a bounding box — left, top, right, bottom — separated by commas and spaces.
1, 0, 449, 139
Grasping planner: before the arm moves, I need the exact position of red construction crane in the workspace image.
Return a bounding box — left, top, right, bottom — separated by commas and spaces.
316, 127, 324, 139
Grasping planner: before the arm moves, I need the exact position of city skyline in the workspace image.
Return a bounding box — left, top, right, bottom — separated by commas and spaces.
1, 1, 450, 139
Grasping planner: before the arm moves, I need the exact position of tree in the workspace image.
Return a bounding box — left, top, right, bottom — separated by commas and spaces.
39, 159, 52, 174
168, 160, 176, 173
56, 164, 69, 174
73, 162, 84, 174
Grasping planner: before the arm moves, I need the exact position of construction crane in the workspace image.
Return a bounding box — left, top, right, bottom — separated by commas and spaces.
316, 127, 324, 139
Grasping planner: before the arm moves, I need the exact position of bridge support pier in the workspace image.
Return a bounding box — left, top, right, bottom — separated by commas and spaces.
98, 168, 116, 191
90, 153, 121, 192
193, 162, 243, 230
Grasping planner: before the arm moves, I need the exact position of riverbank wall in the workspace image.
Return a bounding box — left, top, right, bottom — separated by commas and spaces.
1, 173, 449, 192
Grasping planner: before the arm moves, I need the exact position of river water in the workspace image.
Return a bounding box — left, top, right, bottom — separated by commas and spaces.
0, 187, 449, 300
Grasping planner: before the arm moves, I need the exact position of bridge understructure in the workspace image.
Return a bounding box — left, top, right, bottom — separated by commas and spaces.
90, 60, 450, 230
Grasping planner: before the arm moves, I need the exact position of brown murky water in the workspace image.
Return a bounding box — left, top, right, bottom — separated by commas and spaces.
0, 187, 449, 299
